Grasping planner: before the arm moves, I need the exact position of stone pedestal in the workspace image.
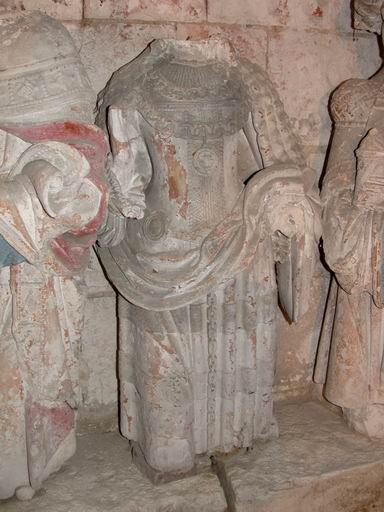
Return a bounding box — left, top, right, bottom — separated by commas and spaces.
3, 401, 384, 511
220, 401, 384, 511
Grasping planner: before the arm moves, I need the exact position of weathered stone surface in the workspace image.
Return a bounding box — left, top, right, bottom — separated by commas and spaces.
208, 0, 351, 32
95, 37, 321, 477
78, 253, 118, 433
314, 1, 384, 440
0, 11, 109, 499
175, 23, 267, 68
14, 487, 34, 502
0, 0, 82, 20
223, 401, 384, 511
1, 433, 227, 512
303, 144, 328, 176
84, 0, 206, 22
60, 8, 382, 419
65, 21, 177, 100
4, 402, 384, 512
267, 28, 381, 147
273, 263, 329, 401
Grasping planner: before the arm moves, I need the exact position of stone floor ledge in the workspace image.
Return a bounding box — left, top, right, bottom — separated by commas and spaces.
3, 401, 384, 512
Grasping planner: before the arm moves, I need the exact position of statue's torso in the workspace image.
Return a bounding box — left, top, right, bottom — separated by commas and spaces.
125, 58, 250, 260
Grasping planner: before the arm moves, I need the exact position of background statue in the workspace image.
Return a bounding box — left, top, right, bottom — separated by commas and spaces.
315, 0, 384, 437
0, 12, 108, 499
96, 38, 321, 478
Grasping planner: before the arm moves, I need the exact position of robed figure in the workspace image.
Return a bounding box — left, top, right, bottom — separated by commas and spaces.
0, 12, 108, 498
315, 0, 384, 437
97, 39, 321, 476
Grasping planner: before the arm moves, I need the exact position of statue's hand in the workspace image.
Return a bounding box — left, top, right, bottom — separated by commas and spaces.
248, 164, 320, 243
272, 230, 291, 263
16, 142, 101, 229
267, 200, 307, 240
21, 160, 77, 217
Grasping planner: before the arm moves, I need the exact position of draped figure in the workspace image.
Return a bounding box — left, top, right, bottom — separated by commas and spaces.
96, 39, 321, 476
0, 12, 108, 498
315, 0, 384, 437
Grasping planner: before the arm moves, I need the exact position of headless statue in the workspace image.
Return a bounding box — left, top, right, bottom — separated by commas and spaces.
96, 38, 321, 476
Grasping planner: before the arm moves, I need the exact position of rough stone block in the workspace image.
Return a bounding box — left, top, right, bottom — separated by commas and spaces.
267, 29, 381, 147
0, 0, 83, 20
1, 433, 227, 512
222, 401, 384, 511
84, 0, 206, 23
78, 253, 118, 434
65, 21, 177, 97
208, 0, 351, 32
176, 23, 268, 69
274, 265, 329, 401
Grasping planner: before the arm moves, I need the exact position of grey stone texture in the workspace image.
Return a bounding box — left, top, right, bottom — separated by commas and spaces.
64, 0, 383, 421
1, 432, 227, 512
0, 11, 110, 498
3, 401, 384, 511
315, 0, 384, 439
222, 401, 384, 511
0, 0, 382, 439
95, 36, 321, 475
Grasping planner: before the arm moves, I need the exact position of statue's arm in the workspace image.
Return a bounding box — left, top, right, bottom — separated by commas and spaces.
322, 78, 379, 295
321, 128, 369, 293
239, 60, 321, 321
240, 59, 320, 230
0, 134, 102, 265
97, 107, 152, 247
106, 108, 151, 218
240, 59, 311, 175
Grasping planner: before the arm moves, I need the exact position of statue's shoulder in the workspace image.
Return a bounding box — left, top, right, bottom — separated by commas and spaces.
239, 58, 277, 93
330, 75, 382, 125
96, 47, 151, 129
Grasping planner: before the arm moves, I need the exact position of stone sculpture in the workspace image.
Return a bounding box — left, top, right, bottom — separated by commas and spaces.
0, 12, 108, 499
315, 0, 384, 437
96, 38, 321, 477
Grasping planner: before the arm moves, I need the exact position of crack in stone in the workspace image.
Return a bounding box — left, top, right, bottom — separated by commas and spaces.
211, 455, 237, 512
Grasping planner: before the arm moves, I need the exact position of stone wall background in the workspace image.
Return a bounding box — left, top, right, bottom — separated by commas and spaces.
1, 0, 382, 428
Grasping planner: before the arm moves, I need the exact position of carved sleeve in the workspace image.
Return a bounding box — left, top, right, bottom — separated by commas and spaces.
240, 60, 306, 170
97, 108, 153, 247
0, 173, 80, 264
106, 108, 152, 218
239, 59, 321, 232
0, 174, 45, 263
0, 133, 102, 265
238, 61, 322, 320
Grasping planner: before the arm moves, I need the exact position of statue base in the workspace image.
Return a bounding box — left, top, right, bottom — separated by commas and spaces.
3, 401, 384, 511
130, 441, 213, 485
